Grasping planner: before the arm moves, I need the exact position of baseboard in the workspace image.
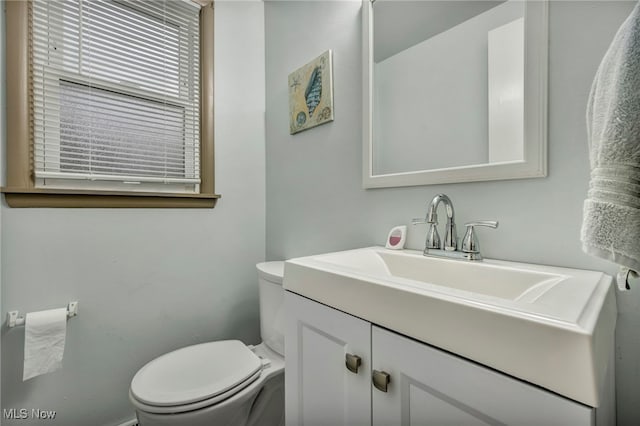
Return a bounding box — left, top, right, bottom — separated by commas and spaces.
116, 419, 138, 426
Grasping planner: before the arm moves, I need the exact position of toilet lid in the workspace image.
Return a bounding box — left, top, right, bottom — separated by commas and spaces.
130, 340, 263, 407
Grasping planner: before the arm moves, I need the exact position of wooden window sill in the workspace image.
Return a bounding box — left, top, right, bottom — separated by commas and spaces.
1, 188, 221, 208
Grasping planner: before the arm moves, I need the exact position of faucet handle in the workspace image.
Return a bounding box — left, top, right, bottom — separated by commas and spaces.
465, 220, 498, 229
426, 223, 441, 250
411, 217, 432, 225
413, 218, 441, 250
461, 221, 498, 260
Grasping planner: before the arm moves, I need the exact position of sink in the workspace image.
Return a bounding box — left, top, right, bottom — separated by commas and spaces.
284, 247, 616, 407
317, 249, 565, 302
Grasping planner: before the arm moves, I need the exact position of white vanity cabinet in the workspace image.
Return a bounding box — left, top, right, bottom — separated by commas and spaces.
284, 290, 372, 426
371, 325, 593, 426
285, 291, 595, 426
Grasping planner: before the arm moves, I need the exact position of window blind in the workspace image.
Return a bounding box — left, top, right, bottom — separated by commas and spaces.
32, 0, 201, 193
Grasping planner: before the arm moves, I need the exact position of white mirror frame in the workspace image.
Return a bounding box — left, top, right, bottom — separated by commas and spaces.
362, 0, 548, 189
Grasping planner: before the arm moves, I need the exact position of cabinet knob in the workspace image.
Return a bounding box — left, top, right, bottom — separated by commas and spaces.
345, 353, 362, 374
372, 370, 391, 392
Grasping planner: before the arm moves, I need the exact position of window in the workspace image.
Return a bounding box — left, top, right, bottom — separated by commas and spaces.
3, 0, 218, 208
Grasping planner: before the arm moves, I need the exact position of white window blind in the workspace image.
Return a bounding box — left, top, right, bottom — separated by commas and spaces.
32, 0, 201, 193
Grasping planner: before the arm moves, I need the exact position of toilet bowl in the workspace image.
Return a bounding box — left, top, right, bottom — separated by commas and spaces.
129, 262, 285, 426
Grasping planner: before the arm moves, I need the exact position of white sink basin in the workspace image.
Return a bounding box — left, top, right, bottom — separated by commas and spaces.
284, 247, 616, 407
318, 249, 566, 302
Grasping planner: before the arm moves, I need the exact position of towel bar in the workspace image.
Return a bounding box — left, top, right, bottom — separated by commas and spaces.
617, 268, 638, 291
5, 301, 78, 328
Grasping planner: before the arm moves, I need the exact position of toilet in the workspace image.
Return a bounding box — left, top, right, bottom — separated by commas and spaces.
129, 262, 285, 426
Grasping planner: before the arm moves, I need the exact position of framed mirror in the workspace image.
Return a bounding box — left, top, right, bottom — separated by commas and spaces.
362, 0, 548, 188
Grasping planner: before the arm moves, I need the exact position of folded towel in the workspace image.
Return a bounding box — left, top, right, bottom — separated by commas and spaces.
581, 1, 640, 287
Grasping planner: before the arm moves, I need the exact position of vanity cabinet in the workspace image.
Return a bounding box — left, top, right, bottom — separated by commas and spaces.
284, 290, 371, 426
285, 291, 594, 426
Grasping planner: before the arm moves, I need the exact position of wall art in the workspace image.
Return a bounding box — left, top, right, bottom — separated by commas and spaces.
288, 50, 334, 134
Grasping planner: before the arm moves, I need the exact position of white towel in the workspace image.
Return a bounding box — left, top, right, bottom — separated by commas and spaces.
581, 1, 640, 289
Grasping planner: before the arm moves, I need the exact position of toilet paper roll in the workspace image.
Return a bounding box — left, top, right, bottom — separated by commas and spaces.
23, 308, 68, 381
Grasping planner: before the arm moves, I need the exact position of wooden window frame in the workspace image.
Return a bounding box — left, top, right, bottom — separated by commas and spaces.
2, 0, 220, 208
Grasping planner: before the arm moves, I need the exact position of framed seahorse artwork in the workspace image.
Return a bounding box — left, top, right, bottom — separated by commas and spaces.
288, 50, 334, 134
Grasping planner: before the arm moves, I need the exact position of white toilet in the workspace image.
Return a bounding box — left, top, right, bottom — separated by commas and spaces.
129, 262, 285, 426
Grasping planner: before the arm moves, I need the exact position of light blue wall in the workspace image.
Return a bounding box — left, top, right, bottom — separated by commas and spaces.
0, 2, 266, 425
265, 1, 640, 424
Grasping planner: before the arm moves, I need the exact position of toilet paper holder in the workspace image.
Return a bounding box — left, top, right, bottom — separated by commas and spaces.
6, 301, 78, 328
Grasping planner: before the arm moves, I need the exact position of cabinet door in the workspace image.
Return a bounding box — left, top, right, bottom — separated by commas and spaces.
285, 292, 371, 426
372, 326, 593, 426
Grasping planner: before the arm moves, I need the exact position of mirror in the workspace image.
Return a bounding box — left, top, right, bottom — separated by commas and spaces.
362, 0, 548, 188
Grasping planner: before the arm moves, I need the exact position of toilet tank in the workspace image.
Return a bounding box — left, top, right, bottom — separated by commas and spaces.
257, 262, 285, 356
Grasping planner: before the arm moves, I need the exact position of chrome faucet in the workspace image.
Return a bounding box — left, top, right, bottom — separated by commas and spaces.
413, 194, 498, 261
413, 193, 457, 255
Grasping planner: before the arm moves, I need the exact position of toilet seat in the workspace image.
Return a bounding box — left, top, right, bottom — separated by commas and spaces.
130, 340, 264, 414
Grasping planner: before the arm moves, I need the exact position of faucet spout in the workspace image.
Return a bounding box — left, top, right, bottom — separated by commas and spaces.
426, 194, 457, 252
427, 194, 455, 224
